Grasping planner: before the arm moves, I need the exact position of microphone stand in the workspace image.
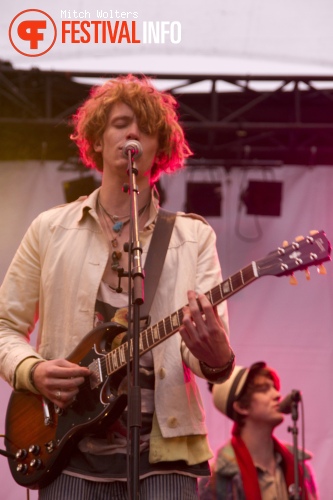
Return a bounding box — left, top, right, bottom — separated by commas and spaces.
125, 149, 144, 500
287, 390, 302, 500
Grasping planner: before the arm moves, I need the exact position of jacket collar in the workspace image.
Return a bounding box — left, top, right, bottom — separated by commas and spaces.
77, 186, 160, 226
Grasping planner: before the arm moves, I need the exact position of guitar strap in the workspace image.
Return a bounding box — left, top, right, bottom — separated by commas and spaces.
139, 208, 176, 321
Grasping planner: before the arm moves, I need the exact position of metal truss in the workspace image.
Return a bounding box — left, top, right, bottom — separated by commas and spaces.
1, 61, 333, 168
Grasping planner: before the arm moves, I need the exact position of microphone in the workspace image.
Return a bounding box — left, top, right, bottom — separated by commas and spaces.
279, 389, 302, 414
122, 140, 143, 160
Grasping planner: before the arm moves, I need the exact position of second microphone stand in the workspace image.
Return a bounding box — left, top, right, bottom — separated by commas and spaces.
287, 390, 302, 500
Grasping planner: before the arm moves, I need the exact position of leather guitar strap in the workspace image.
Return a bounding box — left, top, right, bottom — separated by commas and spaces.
139, 208, 176, 321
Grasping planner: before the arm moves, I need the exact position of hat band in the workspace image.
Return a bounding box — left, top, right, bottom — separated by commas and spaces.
226, 368, 247, 419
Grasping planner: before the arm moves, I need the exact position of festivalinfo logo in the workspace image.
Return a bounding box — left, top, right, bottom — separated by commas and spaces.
9, 10, 57, 57
9, 8, 182, 57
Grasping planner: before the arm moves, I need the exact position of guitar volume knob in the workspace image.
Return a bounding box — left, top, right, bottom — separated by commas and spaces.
28, 444, 41, 455
16, 463, 28, 475
30, 458, 43, 470
15, 448, 28, 460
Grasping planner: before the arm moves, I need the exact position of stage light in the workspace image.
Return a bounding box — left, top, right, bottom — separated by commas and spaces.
240, 180, 283, 216
186, 182, 222, 216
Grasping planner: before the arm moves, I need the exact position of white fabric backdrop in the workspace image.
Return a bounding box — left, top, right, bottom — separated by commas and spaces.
0, 161, 332, 499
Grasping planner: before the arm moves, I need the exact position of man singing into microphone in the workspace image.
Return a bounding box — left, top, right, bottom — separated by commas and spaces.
199, 361, 318, 499
0, 75, 234, 499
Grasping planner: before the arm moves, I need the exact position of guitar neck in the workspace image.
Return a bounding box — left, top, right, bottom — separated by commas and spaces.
105, 261, 258, 375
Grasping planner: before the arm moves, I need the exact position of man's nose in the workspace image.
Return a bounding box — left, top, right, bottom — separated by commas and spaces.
274, 388, 281, 399
126, 121, 140, 140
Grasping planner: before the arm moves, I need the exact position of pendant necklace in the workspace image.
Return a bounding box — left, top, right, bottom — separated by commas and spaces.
98, 196, 149, 273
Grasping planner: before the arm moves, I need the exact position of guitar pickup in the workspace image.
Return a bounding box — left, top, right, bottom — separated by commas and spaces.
88, 358, 102, 389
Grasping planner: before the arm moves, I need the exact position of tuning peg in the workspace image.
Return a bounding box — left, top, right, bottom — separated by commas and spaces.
295, 235, 305, 242
282, 240, 288, 248
305, 269, 311, 280
309, 229, 319, 235
317, 264, 327, 275
289, 274, 298, 285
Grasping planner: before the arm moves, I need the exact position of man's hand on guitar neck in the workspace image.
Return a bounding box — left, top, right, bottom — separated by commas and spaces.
179, 290, 233, 370
32, 359, 91, 409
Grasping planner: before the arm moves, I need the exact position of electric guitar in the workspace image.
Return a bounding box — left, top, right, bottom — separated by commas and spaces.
5, 230, 331, 489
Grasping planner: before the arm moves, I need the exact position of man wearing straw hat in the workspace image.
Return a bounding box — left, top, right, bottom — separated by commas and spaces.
199, 362, 318, 499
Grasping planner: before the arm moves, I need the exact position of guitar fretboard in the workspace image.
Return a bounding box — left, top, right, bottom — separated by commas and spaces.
104, 262, 258, 376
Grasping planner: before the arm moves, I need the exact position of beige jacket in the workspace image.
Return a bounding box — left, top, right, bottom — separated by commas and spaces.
0, 188, 229, 462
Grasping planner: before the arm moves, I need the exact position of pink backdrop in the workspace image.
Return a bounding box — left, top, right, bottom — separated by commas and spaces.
0, 161, 332, 499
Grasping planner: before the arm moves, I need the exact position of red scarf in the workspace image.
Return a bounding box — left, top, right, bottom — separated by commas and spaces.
231, 433, 308, 500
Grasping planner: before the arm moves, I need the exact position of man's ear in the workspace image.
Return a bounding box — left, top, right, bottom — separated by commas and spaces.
233, 400, 249, 416
94, 138, 103, 152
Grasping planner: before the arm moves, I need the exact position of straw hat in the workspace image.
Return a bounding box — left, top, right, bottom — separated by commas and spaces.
212, 362, 267, 420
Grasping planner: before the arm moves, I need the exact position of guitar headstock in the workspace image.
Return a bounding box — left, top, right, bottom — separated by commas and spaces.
256, 230, 331, 278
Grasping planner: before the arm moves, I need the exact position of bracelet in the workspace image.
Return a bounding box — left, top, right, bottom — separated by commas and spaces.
200, 348, 235, 382
29, 361, 44, 391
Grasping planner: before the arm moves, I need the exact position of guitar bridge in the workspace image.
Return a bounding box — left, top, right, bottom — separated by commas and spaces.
88, 358, 102, 389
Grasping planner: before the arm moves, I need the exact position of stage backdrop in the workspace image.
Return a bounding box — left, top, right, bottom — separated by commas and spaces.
0, 160, 332, 499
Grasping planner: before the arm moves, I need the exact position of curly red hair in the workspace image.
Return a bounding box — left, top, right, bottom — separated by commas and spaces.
70, 74, 193, 182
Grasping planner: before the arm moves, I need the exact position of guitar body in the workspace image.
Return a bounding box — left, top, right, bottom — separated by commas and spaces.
5, 322, 128, 489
